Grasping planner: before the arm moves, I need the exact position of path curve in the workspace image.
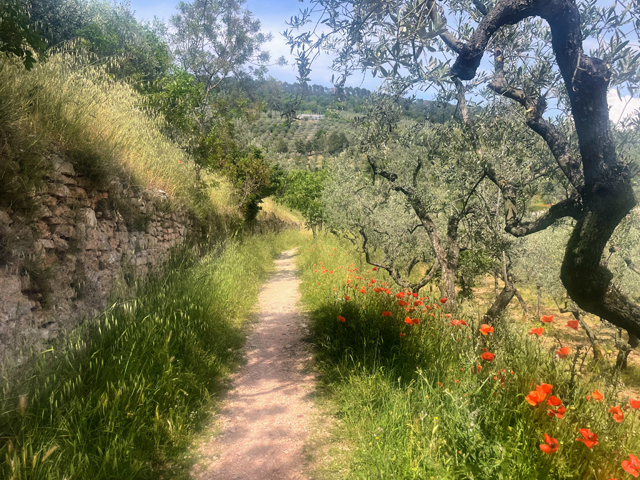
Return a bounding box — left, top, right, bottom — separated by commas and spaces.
192, 248, 316, 480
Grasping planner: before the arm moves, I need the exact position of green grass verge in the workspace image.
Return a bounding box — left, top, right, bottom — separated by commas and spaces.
0, 231, 303, 479
299, 234, 640, 480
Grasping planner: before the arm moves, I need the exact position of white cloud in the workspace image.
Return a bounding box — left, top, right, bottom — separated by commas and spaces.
608, 89, 640, 124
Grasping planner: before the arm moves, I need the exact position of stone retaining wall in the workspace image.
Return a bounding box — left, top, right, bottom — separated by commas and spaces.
0, 155, 194, 364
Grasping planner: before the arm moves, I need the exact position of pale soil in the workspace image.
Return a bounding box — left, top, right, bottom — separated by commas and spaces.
191, 248, 317, 480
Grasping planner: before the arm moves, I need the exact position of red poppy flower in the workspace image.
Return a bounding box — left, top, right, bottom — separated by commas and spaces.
609, 405, 624, 422
541, 315, 554, 323
585, 389, 604, 402
575, 429, 598, 449
396, 292, 405, 299
360, 287, 366, 294
630, 399, 640, 409
451, 319, 461, 326
337, 315, 346, 323
414, 301, 423, 306
439, 297, 447, 304
556, 347, 571, 358
459, 320, 468, 326
372, 267, 377, 271
622, 454, 640, 477
371, 279, 377, 283
547, 395, 562, 407
412, 293, 418, 297
344, 295, 351, 301
548, 406, 566, 419
399, 333, 405, 338
382, 311, 393, 317
539, 434, 559, 454
413, 318, 421, 325
404, 317, 414, 325
479, 324, 494, 335
476, 365, 482, 372
528, 327, 544, 337
480, 352, 495, 362
566, 320, 579, 329
526, 384, 553, 406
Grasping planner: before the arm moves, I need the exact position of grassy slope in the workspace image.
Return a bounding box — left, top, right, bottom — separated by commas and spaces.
0, 231, 304, 479
298, 234, 640, 480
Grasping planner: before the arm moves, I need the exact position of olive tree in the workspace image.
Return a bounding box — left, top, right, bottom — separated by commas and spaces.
285, 0, 640, 342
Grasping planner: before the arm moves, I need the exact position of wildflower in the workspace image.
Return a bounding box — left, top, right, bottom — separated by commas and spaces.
451, 320, 461, 326
476, 365, 482, 372
439, 297, 447, 304
404, 317, 413, 325
344, 295, 351, 301
548, 406, 566, 419
398, 300, 409, 307
413, 318, 421, 325
372, 267, 377, 271
541, 315, 554, 323
412, 293, 418, 297
445, 313, 452, 318
630, 399, 640, 409
547, 396, 562, 407
528, 327, 544, 337
479, 324, 494, 335
609, 405, 624, 423
370, 279, 377, 283
382, 311, 392, 317
373, 287, 383, 292
556, 347, 571, 358
539, 434, 559, 454
526, 384, 553, 406
396, 292, 405, 299
337, 315, 346, 323
360, 287, 366, 294
566, 319, 579, 329
437, 382, 443, 388
399, 333, 405, 338
414, 301, 423, 306
480, 352, 495, 362
622, 454, 640, 477
575, 429, 598, 449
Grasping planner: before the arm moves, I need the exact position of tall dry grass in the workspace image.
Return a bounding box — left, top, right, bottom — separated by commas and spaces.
0, 50, 214, 216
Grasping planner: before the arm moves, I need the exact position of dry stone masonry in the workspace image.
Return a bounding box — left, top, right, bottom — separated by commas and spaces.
0, 155, 193, 365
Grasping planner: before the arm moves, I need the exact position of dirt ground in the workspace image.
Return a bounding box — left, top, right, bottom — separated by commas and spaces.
191, 249, 317, 480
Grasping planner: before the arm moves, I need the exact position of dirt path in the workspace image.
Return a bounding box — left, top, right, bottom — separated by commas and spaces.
192, 248, 316, 480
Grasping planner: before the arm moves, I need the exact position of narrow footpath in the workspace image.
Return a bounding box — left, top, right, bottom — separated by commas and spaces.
192, 248, 316, 480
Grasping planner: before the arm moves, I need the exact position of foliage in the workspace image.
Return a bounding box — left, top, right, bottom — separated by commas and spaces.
299, 235, 640, 479
168, 0, 273, 91
0, 1, 47, 70
285, 0, 640, 338
0, 231, 302, 480
278, 169, 327, 231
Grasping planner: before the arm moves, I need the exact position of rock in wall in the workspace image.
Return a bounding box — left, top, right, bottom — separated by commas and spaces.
0, 155, 194, 365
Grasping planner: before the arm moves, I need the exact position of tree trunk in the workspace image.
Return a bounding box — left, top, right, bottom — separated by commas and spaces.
514, 289, 529, 319
483, 284, 516, 325
311, 224, 317, 238
440, 263, 457, 311
494, 275, 500, 297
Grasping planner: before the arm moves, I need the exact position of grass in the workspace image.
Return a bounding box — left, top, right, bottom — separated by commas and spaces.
0, 51, 223, 221
298, 234, 640, 480
0, 230, 303, 480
